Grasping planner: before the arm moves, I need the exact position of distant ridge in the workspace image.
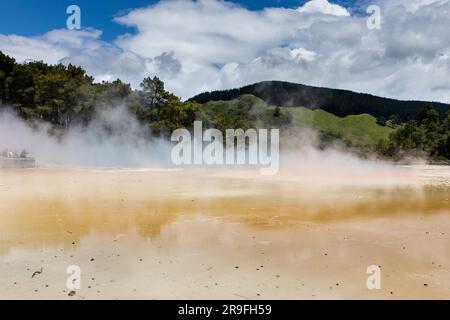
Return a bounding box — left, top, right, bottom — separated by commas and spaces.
189, 81, 450, 121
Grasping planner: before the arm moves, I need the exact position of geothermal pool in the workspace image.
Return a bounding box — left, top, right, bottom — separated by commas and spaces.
0, 166, 449, 299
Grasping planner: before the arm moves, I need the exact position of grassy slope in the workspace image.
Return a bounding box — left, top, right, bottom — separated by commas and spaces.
201, 95, 393, 146
289, 108, 393, 145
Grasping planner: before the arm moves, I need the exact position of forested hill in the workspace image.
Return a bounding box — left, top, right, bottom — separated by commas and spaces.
189, 81, 450, 122
1, 50, 449, 161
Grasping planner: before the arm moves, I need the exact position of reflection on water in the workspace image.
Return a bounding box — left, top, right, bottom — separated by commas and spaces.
0, 166, 449, 299
0, 166, 449, 254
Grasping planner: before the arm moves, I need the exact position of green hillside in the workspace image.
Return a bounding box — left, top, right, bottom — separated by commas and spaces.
289, 108, 393, 146
190, 81, 450, 122
200, 94, 393, 146
2, 49, 447, 160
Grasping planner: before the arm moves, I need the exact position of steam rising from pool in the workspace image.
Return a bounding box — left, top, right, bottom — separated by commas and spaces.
0, 104, 424, 182
0, 106, 172, 167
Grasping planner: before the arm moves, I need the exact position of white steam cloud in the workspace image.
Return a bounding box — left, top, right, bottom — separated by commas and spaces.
0, 106, 172, 168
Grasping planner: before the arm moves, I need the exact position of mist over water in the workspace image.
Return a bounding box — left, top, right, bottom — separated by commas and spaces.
0, 106, 172, 168
0, 104, 422, 182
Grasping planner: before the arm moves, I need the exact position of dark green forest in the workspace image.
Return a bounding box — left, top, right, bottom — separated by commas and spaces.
190, 81, 450, 123
0, 51, 199, 136
1, 50, 449, 162
377, 105, 450, 161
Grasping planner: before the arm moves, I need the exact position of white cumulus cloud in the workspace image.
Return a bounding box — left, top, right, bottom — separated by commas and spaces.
297, 0, 350, 16
0, 0, 449, 103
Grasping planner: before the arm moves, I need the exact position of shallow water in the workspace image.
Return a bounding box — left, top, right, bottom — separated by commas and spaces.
0, 166, 449, 299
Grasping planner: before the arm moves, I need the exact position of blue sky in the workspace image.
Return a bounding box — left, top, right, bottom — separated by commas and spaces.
1, 0, 448, 103
0, 0, 361, 40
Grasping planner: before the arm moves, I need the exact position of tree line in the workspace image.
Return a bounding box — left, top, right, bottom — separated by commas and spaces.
0, 51, 198, 136
377, 105, 450, 162
190, 80, 450, 123
1, 50, 449, 162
